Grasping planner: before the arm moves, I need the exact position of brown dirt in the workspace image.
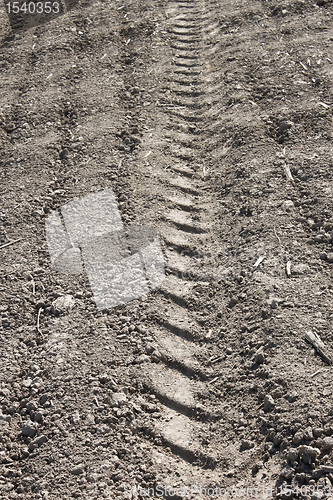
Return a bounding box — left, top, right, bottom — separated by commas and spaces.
1, 0, 333, 499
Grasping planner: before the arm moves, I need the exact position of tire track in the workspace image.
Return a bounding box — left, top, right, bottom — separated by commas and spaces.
123, 0, 232, 488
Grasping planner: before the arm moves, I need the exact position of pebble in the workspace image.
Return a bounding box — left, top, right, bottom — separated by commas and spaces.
71, 411, 80, 425
26, 401, 38, 412
303, 427, 313, 440
263, 395, 275, 411
288, 391, 298, 403
320, 252, 327, 261
22, 421, 38, 438
8, 402, 19, 414
292, 263, 309, 275
71, 465, 85, 475
28, 435, 47, 451
271, 387, 283, 399
240, 440, 254, 450
254, 347, 264, 364
273, 433, 283, 446
109, 393, 127, 408
39, 394, 48, 405
313, 428, 323, 437
85, 414, 95, 425
34, 412, 43, 423
326, 253, 333, 263
284, 200, 294, 210
99, 374, 111, 385
227, 297, 238, 308
280, 464, 295, 480
51, 295, 75, 315
59, 149, 68, 160
134, 354, 150, 364
252, 462, 262, 474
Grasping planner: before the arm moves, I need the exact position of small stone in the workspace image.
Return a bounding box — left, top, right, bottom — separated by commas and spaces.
320, 252, 327, 261
227, 297, 238, 308
254, 348, 264, 364
288, 391, 298, 403
281, 464, 295, 480
34, 412, 43, 423
267, 297, 278, 309
39, 394, 48, 405
26, 401, 38, 412
59, 149, 68, 160
71, 465, 85, 475
133, 354, 150, 364
145, 344, 155, 354
313, 428, 323, 437
28, 435, 47, 451
303, 427, 314, 440
99, 374, 111, 385
252, 462, 262, 474
22, 378, 32, 388
7, 122, 16, 132
280, 439, 289, 450
109, 392, 127, 408
85, 413, 95, 425
22, 421, 38, 438
263, 395, 275, 411
273, 433, 283, 446
240, 439, 254, 451
279, 121, 293, 134
226, 347, 233, 355
285, 200, 294, 209
292, 263, 309, 275
287, 448, 299, 462
271, 387, 283, 399
326, 253, 333, 263
71, 411, 80, 424
51, 295, 75, 315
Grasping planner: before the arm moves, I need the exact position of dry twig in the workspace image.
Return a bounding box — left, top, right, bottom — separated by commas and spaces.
254, 255, 265, 268
273, 226, 281, 245
36, 308, 44, 340
28, 274, 36, 295
0, 238, 22, 250
305, 330, 332, 365
283, 163, 294, 182
286, 261, 291, 277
